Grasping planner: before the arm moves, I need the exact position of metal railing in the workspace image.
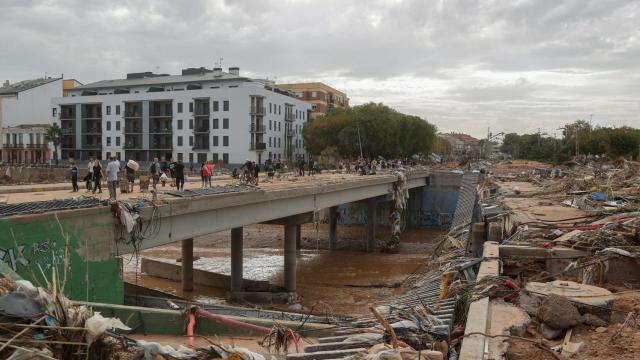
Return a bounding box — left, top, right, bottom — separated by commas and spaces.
249, 124, 266, 133
249, 105, 266, 115
250, 142, 266, 151
285, 113, 295, 122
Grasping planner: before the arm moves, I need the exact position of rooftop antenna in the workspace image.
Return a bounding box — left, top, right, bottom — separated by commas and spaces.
215, 57, 224, 68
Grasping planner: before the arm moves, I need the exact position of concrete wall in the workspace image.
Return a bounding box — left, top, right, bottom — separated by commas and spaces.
338, 171, 462, 228
0, 208, 123, 304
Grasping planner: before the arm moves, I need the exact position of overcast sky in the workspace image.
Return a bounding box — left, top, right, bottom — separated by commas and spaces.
1, 0, 639, 138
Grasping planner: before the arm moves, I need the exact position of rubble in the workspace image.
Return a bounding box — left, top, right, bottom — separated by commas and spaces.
537, 294, 582, 330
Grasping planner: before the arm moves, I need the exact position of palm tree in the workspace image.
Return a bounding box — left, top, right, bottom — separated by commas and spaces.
45, 123, 63, 165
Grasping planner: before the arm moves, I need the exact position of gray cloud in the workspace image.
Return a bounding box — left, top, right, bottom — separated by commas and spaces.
1, 0, 638, 137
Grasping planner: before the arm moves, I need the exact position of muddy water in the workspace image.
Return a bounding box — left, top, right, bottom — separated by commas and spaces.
123, 224, 445, 316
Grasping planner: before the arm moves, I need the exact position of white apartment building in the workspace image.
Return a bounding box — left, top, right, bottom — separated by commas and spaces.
52, 67, 311, 166
0, 78, 63, 163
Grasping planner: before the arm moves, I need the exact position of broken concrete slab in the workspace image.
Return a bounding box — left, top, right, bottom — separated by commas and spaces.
525, 280, 614, 307
487, 300, 531, 358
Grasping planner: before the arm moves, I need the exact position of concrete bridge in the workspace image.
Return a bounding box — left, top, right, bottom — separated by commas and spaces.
124, 170, 430, 297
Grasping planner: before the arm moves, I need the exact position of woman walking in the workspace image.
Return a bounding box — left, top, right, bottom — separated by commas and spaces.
92, 160, 104, 194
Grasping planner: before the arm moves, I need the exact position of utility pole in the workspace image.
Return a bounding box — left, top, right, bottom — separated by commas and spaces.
356, 121, 363, 159
575, 126, 579, 157
538, 128, 542, 148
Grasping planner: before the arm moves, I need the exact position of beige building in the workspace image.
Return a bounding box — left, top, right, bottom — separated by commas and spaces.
277, 82, 348, 119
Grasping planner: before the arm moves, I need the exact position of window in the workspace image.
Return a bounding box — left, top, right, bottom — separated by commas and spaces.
213, 101, 219, 112
189, 136, 193, 146
106, 137, 111, 146
177, 153, 183, 161
312, 91, 317, 97
213, 136, 219, 146
52, 108, 57, 117
223, 100, 229, 111
223, 153, 229, 164
178, 103, 183, 113
116, 137, 120, 146
279, 105, 281, 115
189, 102, 194, 112
223, 118, 229, 129
223, 136, 229, 146
177, 136, 183, 146
270, 103, 273, 113
116, 121, 121, 131
116, 151, 121, 159
212, 118, 219, 129
269, 120, 272, 130
189, 153, 194, 163
213, 153, 219, 163
106, 106, 111, 115
106, 121, 111, 131
106, 152, 111, 158
116, 105, 121, 115
269, 137, 271, 147
278, 137, 281, 147
278, 122, 281, 131
177, 119, 183, 130
189, 119, 193, 129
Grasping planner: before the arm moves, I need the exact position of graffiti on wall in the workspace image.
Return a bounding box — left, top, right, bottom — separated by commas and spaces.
0, 239, 65, 272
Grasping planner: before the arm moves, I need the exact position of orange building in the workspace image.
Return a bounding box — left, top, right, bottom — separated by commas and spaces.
277, 82, 348, 119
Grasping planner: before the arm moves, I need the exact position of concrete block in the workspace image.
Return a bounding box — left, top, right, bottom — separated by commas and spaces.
459, 297, 490, 360
141, 258, 269, 291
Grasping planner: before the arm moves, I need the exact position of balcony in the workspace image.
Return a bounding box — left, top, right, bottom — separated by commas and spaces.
250, 142, 266, 151
26, 143, 48, 149
192, 144, 210, 150
150, 127, 172, 134
286, 129, 294, 137
249, 124, 266, 133
84, 144, 102, 150
2, 143, 24, 149
124, 112, 142, 118
124, 143, 142, 149
62, 128, 75, 136
250, 105, 266, 115
285, 113, 295, 122
125, 127, 142, 134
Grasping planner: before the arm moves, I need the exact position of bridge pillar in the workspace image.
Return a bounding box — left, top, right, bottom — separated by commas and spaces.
230, 227, 243, 293
181, 238, 194, 291
284, 224, 297, 292
328, 206, 338, 250
366, 198, 377, 252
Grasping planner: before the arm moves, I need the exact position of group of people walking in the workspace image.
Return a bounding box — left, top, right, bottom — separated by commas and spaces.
70, 156, 123, 199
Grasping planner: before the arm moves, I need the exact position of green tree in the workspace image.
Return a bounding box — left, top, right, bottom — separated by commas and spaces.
45, 123, 63, 165
303, 102, 437, 158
